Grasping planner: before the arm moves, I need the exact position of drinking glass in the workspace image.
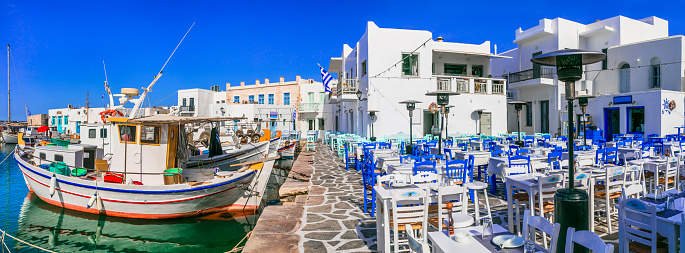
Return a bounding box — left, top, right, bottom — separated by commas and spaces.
481, 218, 493, 240
524, 240, 536, 253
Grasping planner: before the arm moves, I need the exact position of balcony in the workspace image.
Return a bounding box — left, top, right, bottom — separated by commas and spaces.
179, 106, 195, 114
298, 102, 322, 112
337, 78, 358, 102
507, 67, 555, 89
433, 75, 507, 95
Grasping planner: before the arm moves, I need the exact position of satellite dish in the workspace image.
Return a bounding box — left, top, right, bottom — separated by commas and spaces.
120, 88, 140, 98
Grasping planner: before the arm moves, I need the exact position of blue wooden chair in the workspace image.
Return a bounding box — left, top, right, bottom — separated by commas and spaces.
524, 139, 535, 147
344, 143, 357, 171
423, 154, 442, 162
575, 145, 591, 151
361, 160, 384, 216
491, 149, 505, 157
378, 142, 391, 149
537, 139, 546, 148
508, 145, 520, 156
444, 140, 454, 148
605, 146, 618, 165
557, 136, 567, 142
469, 138, 480, 150
508, 155, 532, 175
595, 148, 607, 165
653, 141, 665, 156
516, 148, 531, 156
413, 160, 437, 175
548, 151, 562, 171
458, 142, 468, 151
444, 148, 454, 160
445, 158, 467, 185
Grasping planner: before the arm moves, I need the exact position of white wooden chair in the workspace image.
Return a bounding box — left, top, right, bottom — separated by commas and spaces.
522, 210, 560, 253
427, 184, 471, 231
593, 165, 625, 233
565, 227, 614, 253
513, 174, 563, 235
617, 198, 668, 253
410, 172, 438, 185
390, 188, 429, 252
405, 224, 430, 253
657, 157, 678, 192
621, 183, 646, 199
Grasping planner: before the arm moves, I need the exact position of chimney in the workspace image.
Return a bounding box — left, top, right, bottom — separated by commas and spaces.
240, 82, 245, 87
296, 75, 301, 83
437, 36, 444, 42
226, 83, 230, 90
265, 78, 269, 84
280, 77, 284, 83
256, 80, 260, 85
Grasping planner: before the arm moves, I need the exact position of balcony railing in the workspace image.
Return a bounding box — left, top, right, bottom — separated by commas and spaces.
433, 75, 507, 96
298, 102, 321, 112
508, 67, 554, 83
180, 106, 195, 112
337, 78, 358, 96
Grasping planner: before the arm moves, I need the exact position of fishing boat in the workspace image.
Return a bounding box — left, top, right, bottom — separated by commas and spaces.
268, 130, 283, 155
277, 131, 300, 159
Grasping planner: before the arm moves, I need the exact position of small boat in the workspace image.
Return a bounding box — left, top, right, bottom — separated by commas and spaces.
2, 131, 18, 144
278, 131, 300, 159
268, 130, 283, 155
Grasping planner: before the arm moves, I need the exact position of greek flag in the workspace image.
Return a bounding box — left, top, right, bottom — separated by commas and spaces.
293, 109, 297, 120
319, 65, 333, 93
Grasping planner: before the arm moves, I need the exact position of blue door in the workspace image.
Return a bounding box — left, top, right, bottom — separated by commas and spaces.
604, 108, 620, 141
57, 116, 63, 134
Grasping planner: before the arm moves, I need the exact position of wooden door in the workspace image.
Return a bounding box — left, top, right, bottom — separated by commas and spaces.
166, 125, 178, 169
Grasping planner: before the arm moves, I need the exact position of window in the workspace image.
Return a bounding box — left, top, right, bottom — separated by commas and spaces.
118, 125, 137, 143
258, 94, 265, 104
89, 129, 96, 138
58, 116, 62, 125
51, 116, 55, 125
284, 93, 290, 105
189, 98, 195, 111
627, 107, 645, 133
39, 153, 46, 160
64, 116, 68, 124
401, 53, 419, 76
601, 48, 608, 70
525, 102, 533, 126
268, 94, 274, 104
182, 98, 187, 107
650, 57, 661, 88
319, 92, 326, 103
140, 126, 160, 145
100, 128, 107, 138
472, 65, 484, 77
444, 64, 467, 75
318, 118, 325, 130
54, 154, 63, 162
249, 95, 255, 103
361, 60, 367, 77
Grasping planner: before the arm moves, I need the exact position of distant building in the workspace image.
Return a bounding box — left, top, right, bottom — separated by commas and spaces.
177, 87, 227, 117
27, 114, 48, 127
327, 21, 508, 138
48, 106, 169, 135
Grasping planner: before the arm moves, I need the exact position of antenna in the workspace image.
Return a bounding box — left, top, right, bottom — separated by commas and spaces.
129, 22, 195, 119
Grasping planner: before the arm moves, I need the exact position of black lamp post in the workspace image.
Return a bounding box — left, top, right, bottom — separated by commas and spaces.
508, 101, 527, 147
426, 91, 459, 156
368, 110, 378, 141
399, 100, 422, 155
576, 95, 595, 147
532, 49, 605, 253
445, 105, 454, 140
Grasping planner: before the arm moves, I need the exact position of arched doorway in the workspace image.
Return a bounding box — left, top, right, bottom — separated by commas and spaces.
619, 63, 631, 93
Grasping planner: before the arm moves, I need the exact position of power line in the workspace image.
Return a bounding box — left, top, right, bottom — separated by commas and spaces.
583, 60, 684, 73
369, 37, 432, 78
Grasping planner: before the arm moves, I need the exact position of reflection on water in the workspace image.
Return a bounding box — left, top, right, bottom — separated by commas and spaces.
0, 142, 294, 252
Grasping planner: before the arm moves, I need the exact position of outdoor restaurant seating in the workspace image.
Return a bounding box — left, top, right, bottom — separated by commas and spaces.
522, 209, 560, 253
617, 198, 668, 253
390, 188, 429, 252
593, 165, 626, 234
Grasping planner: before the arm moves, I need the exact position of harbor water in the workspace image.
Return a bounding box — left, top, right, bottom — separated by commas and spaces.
0, 144, 293, 252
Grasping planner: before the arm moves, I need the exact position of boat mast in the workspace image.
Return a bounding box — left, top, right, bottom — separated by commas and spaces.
7, 44, 9, 123
86, 90, 90, 122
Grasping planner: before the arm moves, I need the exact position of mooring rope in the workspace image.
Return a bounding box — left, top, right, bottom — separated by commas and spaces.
227, 231, 252, 253
0, 229, 58, 253
0, 150, 15, 166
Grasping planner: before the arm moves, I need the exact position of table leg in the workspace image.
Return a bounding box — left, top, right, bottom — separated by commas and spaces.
679, 213, 684, 253
490, 174, 497, 195
506, 181, 514, 233
474, 189, 480, 222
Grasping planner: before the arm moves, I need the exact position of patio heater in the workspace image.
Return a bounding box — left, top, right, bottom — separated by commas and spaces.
426, 91, 459, 155
576, 95, 596, 147
445, 105, 454, 140
531, 49, 605, 253
508, 101, 527, 147
399, 100, 422, 155
368, 110, 378, 141
475, 109, 486, 135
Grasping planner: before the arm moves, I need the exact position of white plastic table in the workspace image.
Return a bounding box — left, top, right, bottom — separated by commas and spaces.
428, 224, 525, 253
505, 173, 545, 233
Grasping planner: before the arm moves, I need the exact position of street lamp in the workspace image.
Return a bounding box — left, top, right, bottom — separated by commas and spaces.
576, 95, 596, 147
474, 109, 486, 135
532, 49, 605, 253
399, 100, 422, 155
445, 105, 454, 140
508, 101, 527, 147
425, 91, 459, 156
368, 110, 378, 141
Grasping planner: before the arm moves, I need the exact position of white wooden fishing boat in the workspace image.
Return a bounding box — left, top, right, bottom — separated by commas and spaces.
2, 132, 18, 144
278, 131, 300, 159
15, 114, 273, 219
268, 131, 283, 155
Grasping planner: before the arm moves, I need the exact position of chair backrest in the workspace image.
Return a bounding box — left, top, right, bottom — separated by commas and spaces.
491, 149, 504, 158
605, 146, 618, 165
618, 198, 659, 253
565, 227, 614, 253
622, 155, 643, 188
445, 158, 467, 184
410, 171, 438, 184
457, 143, 467, 151
443, 148, 453, 160
600, 166, 625, 197
307, 135, 315, 143
401, 155, 420, 163
516, 148, 531, 156
522, 209, 560, 253
444, 140, 454, 148
432, 185, 468, 232
413, 160, 437, 176
621, 183, 646, 199
570, 172, 590, 190
508, 155, 531, 175
595, 148, 607, 165
378, 142, 391, 149
423, 154, 441, 162
547, 151, 562, 171
405, 224, 430, 253
391, 189, 429, 242
537, 175, 564, 210
508, 145, 520, 155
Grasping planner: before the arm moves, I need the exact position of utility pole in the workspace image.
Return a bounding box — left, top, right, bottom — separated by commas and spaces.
86, 90, 90, 123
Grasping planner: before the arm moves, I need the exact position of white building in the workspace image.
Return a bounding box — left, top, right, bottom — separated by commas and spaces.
491, 16, 685, 139
327, 22, 508, 139
177, 86, 227, 118
298, 81, 336, 131
48, 106, 169, 135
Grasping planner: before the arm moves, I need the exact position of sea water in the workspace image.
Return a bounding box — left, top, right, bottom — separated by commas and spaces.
0, 144, 293, 252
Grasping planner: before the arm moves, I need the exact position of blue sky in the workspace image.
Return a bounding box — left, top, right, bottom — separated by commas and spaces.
3, 0, 685, 120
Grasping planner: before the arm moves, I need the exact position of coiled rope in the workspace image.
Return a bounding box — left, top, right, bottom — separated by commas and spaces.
0, 229, 58, 253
